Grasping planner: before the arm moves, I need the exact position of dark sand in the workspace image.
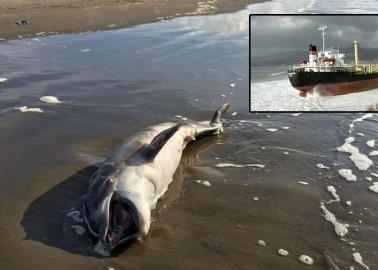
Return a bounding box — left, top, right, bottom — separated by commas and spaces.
0, 0, 265, 39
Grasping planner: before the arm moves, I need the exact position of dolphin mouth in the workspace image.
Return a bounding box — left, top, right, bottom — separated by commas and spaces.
107, 233, 139, 251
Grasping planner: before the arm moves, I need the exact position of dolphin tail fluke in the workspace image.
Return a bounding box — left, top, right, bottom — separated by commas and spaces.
210, 103, 230, 127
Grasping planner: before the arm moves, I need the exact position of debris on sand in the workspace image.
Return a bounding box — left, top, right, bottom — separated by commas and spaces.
15, 20, 30, 26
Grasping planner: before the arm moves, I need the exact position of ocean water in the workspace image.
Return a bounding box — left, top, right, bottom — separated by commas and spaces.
0, 1, 378, 270
251, 67, 378, 111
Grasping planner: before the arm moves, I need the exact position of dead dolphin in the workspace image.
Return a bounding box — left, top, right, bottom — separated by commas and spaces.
84, 103, 229, 252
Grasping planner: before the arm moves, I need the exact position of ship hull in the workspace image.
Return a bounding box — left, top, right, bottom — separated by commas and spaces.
288, 71, 378, 96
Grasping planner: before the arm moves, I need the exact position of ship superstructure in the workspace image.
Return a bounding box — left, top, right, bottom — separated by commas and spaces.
288, 26, 378, 97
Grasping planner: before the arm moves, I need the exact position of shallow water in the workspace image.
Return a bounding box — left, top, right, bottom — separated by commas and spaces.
1, 2, 378, 270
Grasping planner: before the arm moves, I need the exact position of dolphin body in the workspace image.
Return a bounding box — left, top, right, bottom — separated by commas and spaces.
84, 103, 229, 252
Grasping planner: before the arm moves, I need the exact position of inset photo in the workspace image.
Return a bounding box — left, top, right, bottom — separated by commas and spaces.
250, 15, 378, 112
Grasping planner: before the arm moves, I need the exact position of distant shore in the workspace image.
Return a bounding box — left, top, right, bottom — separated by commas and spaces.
0, 0, 267, 39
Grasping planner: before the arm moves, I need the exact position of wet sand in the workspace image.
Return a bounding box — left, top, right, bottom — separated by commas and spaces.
0, 0, 266, 39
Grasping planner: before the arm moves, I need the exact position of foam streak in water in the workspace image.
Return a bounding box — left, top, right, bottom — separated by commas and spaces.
337, 137, 373, 170
320, 202, 348, 237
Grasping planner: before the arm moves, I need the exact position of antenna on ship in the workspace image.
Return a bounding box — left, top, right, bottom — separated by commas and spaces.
318, 26, 327, 52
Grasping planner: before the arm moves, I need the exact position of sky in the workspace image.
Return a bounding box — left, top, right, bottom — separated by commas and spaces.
250, 15, 378, 57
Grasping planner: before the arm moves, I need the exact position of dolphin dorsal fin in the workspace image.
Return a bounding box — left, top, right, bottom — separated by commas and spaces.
144, 124, 181, 161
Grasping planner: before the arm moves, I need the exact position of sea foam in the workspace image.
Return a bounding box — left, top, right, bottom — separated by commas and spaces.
338, 169, 357, 182
215, 163, 265, 168
337, 137, 373, 170
14, 106, 43, 113
320, 202, 348, 237
40, 96, 61, 103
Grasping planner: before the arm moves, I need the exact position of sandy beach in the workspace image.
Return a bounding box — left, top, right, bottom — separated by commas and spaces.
0, 0, 265, 39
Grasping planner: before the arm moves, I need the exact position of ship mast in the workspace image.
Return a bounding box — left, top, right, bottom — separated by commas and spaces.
318, 26, 327, 52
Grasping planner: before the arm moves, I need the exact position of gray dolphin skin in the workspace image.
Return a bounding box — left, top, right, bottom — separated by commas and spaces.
84, 103, 230, 252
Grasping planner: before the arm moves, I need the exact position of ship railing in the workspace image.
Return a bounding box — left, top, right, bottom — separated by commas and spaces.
288, 65, 352, 72
356, 64, 378, 74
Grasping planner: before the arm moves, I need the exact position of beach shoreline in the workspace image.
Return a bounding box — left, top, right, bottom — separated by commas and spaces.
0, 0, 266, 39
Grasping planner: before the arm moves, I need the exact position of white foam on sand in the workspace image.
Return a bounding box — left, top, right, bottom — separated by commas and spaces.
195, 180, 211, 187
317, 164, 330, 169
352, 252, 370, 270
266, 128, 278, 132
368, 182, 378, 193
338, 169, 357, 182
291, 113, 302, 116
278, 248, 289, 256
281, 126, 290, 130
346, 201, 352, 206
337, 137, 373, 170
215, 163, 265, 168
369, 151, 378, 156
320, 202, 348, 237
327, 186, 340, 202
298, 255, 313, 265
71, 225, 86, 235
357, 133, 365, 137
0, 78, 7, 82
231, 112, 237, 116
14, 106, 43, 113
67, 210, 84, 223
257, 240, 265, 246
94, 241, 110, 257
229, 83, 236, 88
365, 177, 372, 181
40, 96, 61, 103
366, 140, 375, 148
81, 49, 91, 52
371, 173, 378, 177
298, 181, 309, 185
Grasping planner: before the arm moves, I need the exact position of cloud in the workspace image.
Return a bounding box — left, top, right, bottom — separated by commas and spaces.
251, 15, 378, 56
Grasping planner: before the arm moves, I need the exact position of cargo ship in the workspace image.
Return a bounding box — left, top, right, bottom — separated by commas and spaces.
288, 26, 378, 97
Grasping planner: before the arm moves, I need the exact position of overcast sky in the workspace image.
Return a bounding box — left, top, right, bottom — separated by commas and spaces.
251, 16, 378, 57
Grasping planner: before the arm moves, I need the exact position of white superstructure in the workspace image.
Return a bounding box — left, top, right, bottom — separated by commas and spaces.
289, 26, 352, 73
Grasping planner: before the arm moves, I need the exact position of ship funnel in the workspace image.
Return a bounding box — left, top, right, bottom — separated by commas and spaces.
353, 40, 359, 67
308, 44, 318, 65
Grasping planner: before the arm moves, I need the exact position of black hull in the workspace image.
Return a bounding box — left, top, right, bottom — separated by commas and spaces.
288, 71, 378, 96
